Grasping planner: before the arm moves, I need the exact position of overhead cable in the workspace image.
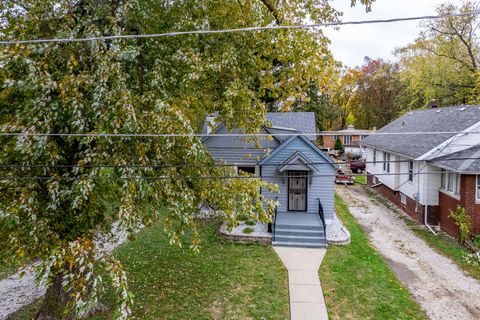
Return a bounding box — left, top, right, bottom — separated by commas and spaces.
0, 11, 479, 45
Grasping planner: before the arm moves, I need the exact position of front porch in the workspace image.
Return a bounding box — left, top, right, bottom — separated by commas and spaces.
273, 212, 327, 248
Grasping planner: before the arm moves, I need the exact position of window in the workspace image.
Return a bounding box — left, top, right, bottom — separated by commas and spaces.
454, 173, 460, 196
383, 152, 390, 172
400, 193, 407, 205
237, 166, 256, 175
344, 135, 352, 144
477, 175, 480, 201
332, 135, 337, 141
408, 161, 414, 181
441, 169, 461, 197
440, 169, 445, 189
373, 150, 377, 164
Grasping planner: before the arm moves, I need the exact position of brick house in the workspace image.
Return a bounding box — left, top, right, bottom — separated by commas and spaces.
361, 105, 480, 239
323, 125, 373, 157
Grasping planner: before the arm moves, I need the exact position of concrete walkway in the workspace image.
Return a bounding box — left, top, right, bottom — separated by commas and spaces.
274, 247, 328, 320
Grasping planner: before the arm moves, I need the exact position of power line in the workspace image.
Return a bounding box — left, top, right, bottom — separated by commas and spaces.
0, 171, 462, 182
0, 157, 479, 170
1, 131, 480, 138
0, 11, 478, 45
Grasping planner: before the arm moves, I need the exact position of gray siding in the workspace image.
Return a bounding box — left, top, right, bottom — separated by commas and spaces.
260, 137, 335, 223
204, 126, 279, 164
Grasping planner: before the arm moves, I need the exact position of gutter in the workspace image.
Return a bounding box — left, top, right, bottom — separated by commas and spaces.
424, 171, 437, 235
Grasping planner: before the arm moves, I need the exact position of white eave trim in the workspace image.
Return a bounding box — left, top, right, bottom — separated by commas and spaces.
416, 120, 480, 161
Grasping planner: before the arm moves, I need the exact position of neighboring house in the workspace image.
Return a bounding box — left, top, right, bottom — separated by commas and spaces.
201, 112, 337, 248
323, 125, 373, 158
361, 105, 480, 239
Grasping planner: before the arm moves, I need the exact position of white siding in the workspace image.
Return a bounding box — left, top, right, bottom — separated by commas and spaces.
366, 146, 441, 206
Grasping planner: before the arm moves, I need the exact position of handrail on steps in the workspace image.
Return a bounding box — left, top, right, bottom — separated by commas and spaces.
272, 197, 279, 243
317, 198, 326, 234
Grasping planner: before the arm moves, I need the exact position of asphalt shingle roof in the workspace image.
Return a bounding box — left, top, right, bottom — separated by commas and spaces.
430, 145, 480, 173
201, 112, 317, 137
361, 106, 480, 159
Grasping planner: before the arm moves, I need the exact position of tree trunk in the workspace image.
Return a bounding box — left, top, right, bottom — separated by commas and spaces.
35, 274, 72, 320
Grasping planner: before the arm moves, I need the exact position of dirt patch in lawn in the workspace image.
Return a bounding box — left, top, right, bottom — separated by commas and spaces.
336, 184, 480, 320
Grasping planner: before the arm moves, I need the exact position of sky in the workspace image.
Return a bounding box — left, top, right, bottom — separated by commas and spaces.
324, 0, 449, 67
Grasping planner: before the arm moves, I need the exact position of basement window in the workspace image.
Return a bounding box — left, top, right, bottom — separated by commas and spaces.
400, 193, 407, 205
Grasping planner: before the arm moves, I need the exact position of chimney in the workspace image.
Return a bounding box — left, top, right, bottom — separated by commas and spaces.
372, 126, 377, 131
205, 113, 217, 134
347, 124, 355, 131
428, 99, 439, 109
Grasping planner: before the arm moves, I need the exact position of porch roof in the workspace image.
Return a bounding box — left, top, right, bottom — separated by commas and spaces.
277, 151, 319, 173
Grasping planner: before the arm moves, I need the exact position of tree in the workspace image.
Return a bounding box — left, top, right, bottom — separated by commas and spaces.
334, 138, 344, 152
292, 80, 341, 132
396, 1, 480, 108
351, 58, 402, 129
0, 0, 374, 318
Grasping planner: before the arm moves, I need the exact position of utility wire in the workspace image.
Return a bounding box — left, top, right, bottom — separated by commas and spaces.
0, 157, 479, 169
0, 171, 464, 182
1, 131, 480, 137
0, 11, 479, 45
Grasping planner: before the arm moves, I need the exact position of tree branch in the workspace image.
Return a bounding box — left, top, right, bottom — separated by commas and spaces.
260, 0, 282, 25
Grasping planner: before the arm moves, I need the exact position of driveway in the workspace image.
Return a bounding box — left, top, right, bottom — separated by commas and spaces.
336, 184, 480, 320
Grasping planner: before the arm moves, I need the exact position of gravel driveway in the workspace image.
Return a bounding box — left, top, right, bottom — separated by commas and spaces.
336, 184, 480, 320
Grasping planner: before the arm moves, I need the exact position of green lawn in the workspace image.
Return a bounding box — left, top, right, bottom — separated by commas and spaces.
320, 194, 427, 320
10, 221, 289, 320
355, 174, 366, 185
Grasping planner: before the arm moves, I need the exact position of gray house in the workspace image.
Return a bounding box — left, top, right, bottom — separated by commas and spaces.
202, 112, 336, 247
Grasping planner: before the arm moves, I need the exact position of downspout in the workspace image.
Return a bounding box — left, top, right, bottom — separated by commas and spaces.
424, 165, 437, 235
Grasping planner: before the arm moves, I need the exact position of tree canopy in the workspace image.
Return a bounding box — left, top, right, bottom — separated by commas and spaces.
0, 0, 379, 318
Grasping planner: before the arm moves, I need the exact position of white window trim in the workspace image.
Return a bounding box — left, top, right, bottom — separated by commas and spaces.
234, 164, 258, 176
383, 152, 390, 173
439, 188, 461, 201
408, 161, 414, 182
439, 169, 461, 199
476, 175, 480, 203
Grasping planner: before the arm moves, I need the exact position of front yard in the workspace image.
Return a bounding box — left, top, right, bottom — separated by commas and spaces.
10, 221, 289, 320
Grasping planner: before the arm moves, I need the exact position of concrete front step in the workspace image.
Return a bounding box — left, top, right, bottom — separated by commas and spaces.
275, 234, 326, 243
275, 227, 324, 237
273, 241, 327, 248
275, 223, 323, 231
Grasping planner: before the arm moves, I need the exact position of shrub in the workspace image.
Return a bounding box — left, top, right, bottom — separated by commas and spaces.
237, 213, 249, 222
245, 220, 256, 226
449, 205, 472, 244
334, 138, 344, 151
242, 227, 254, 234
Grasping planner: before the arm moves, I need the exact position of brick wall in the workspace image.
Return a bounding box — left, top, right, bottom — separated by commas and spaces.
323, 135, 335, 149
439, 174, 480, 238
367, 173, 439, 225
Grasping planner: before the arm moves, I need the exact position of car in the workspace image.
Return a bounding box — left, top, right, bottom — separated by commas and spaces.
334, 168, 355, 185
349, 159, 366, 173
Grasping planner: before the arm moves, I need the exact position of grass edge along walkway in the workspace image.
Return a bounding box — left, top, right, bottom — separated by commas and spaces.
319, 193, 427, 320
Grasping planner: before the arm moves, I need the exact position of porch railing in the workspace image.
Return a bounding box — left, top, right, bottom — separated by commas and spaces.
272, 197, 278, 243
317, 198, 326, 234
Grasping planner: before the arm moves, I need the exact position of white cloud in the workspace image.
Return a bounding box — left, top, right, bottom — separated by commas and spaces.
324, 0, 448, 67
